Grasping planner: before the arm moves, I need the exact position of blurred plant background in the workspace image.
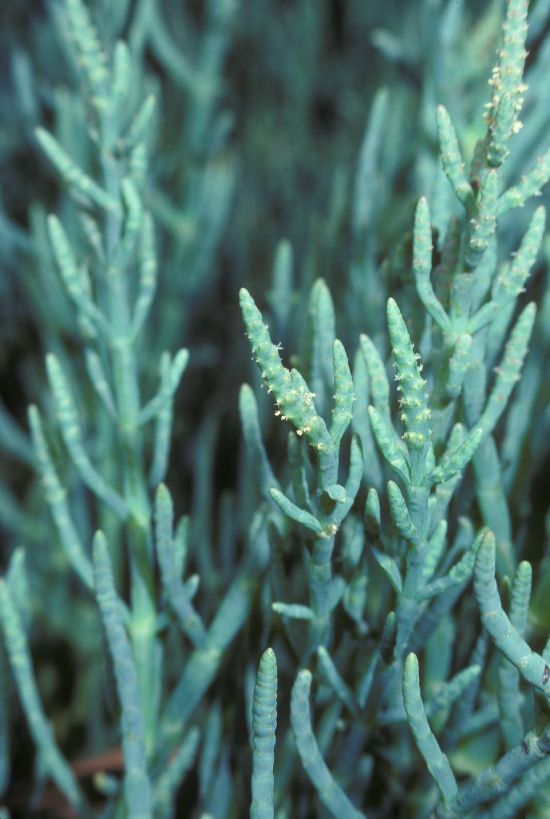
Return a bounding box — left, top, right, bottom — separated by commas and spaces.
1, 0, 550, 817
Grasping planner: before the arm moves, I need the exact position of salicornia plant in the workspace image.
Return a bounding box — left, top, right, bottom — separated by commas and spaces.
240, 0, 550, 816
1, 0, 550, 817
1, 0, 258, 816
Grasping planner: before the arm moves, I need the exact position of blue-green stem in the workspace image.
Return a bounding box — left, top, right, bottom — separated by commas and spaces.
472, 436, 514, 576
101, 151, 157, 757
318, 447, 338, 490
395, 482, 430, 658
371, 483, 431, 719
464, 340, 515, 576
449, 271, 475, 329
438, 725, 550, 818
307, 447, 339, 652
308, 533, 336, 651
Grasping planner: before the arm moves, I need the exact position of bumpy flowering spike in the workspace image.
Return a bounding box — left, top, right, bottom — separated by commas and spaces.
387, 298, 431, 455
484, 0, 529, 167
240, 289, 333, 453
250, 648, 277, 819
465, 170, 498, 270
